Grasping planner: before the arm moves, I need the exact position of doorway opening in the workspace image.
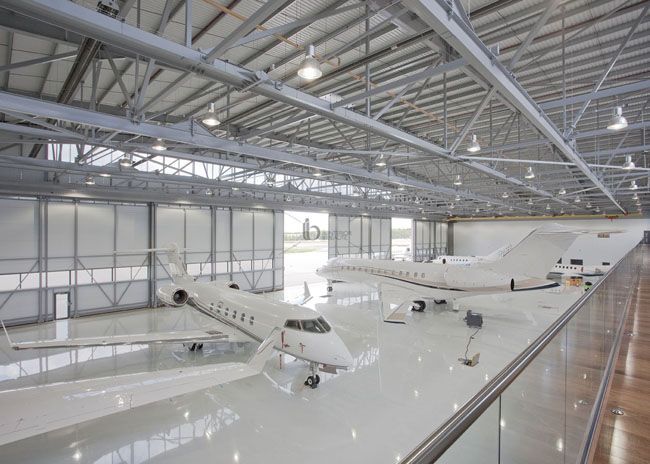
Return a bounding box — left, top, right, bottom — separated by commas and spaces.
54, 292, 70, 320
392, 217, 413, 261
283, 211, 328, 288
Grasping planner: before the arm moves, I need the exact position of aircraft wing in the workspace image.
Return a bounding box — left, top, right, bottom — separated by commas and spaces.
6, 329, 229, 350
378, 282, 421, 324
0, 328, 280, 446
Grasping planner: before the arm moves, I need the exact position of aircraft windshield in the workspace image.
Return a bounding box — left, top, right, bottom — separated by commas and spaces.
284, 316, 331, 333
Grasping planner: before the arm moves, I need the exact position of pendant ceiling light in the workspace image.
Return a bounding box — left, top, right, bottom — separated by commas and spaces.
524, 166, 535, 179
201, 102, 220, 127
455, 194, 461, 201
119, 154, 132, 167
84, 175, 95, 185
546, 203, 551, 211
501, 191, 509, 199
297, 44, 322, 80
152, 138, 167, 151
375, 156, 387, 167
558, 187, 566, 195
632, 193, 639, 200
467, 134, 481, 153
622, 155, 635, 170
630, 180, 638, 190
606, 106, 628, 131
574, 196, 581, 203
453, 174, 462, 186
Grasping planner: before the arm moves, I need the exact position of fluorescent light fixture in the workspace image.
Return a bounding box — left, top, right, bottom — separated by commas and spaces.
527, 198, 533, 205
449, 203, 455, 209
467, 134, 481, 153
84, 175, 95, 185
501, 191, 509, 198
475, 207, 480, 213
607, 106, 628, 131
232, 186, 239, 191
453, 174, 462, 186
297, 44, 322, 80
623, 155, 635, 170
455, 194, 461, 201
630, 180, 638, 190
574, 196, 581, 203
524, 166, 535, 179
152, 138, 167, 151
486, 201, 491, 207
397, 185, 405, 191
201, 102, 220, 127
586, 202, 592, 208
98, 172, 111, 178
205, 189, 213, 196
119, 155, 132, 167
632, 193, 639, 200
558, 187, 566, 195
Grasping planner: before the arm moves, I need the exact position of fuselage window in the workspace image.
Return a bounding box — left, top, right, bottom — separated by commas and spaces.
232, 310, 237, 319
302, 318, 328, 333
241, 312, 245, 322
225, 307, 229, 316
399, 271, 403, 276
250, 316, 254, 325
414, 272, 418, 278
602, 262, 610, 266
406, 272, 410, 277
421, 273, 426, 279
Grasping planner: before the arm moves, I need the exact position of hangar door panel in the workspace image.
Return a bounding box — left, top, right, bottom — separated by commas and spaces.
328, 214, 391, 259
413, 220, 448, 261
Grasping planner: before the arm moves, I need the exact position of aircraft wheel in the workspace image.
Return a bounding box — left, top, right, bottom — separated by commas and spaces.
411, 300, 426, 312
197, 343, 204, 350
327, 286, 333, 293
305, 375, 317, 388
314, 375, 321, 385
434, 299, 447, 304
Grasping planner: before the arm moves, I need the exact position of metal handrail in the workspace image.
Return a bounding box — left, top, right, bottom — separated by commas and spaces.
402, 243, 642, 463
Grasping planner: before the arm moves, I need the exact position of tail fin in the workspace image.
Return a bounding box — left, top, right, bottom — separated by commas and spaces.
163, 243, 191, 282
483, 224, 581, 279
114, 244, 189, 283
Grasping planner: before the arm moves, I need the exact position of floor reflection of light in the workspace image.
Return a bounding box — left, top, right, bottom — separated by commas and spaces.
500, 419, 506, 428
413, 389, 419, 398
0, 344, 149, 381
351, 428, 357, 440
233, 451, 240, 462
556, 438, 564, 452
453, 403, 458, 412
92, 408, 240, 464
73, 450, 82, 461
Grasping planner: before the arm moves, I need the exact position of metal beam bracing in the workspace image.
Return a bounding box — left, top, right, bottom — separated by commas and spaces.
332, 58, 466, 108
2, 0, 568, 203
564, 2, 650, 137
539, 80, 650, 110
402, 0, 626, 213
0, 91, 482, 203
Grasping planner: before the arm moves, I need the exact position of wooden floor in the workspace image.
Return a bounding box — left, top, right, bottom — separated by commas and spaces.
593, 246, 650, 464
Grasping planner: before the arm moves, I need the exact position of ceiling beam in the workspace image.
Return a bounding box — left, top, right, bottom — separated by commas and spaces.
402, 0, 626, 213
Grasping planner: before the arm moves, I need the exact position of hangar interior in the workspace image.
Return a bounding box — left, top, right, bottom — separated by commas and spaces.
0, 0, 648, 463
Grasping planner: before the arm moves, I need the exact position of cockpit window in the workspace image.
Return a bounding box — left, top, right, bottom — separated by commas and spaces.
284, 317, 331, 333
284, 320, 300, 330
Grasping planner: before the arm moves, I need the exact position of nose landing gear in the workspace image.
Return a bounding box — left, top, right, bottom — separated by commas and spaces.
326, 280, 333, 293
184, 343, 204, 351
304, 362, 321, 389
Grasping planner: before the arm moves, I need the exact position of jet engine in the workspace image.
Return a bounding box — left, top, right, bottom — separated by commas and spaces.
224, 281, 240, 290
157, 285, 189, 307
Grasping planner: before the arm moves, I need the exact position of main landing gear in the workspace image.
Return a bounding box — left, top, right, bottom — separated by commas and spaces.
326, 280, 333, 293
304, 362, 321, 389
411, 300, 426, 312
184, 343, 204, 351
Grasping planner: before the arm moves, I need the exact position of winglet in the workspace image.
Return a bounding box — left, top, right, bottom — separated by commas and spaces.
0, 319, 15, 349
383, 302, 409, 324
303, 281, 313, 304
247, 328, 281, 372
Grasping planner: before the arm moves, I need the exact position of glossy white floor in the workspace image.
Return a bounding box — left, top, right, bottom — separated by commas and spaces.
0, 281, 584, 463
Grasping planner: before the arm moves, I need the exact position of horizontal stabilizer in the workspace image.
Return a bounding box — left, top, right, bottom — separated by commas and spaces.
0, 328, 281, 446
10, 329, 228, 350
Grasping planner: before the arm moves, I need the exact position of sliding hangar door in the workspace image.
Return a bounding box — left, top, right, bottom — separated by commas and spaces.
0, 197, 283, 325
327, 214, 391, 259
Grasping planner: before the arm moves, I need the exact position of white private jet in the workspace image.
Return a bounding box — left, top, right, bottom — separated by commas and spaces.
316, 224, 594, 322
0, 245, 352, 446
